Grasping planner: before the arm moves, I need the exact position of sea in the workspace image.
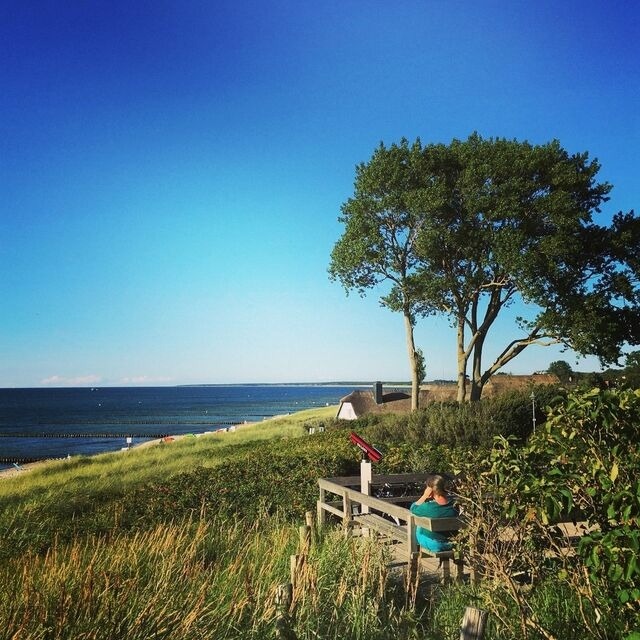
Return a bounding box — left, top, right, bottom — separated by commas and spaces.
0, 385, 358, 471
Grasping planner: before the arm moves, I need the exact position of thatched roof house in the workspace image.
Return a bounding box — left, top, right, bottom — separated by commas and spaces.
336, 382, 436, 420
337, 388, 417, 420
336, 374, 559, 420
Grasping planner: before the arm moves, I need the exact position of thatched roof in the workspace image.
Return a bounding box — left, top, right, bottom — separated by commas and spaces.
338, 388, 435, 418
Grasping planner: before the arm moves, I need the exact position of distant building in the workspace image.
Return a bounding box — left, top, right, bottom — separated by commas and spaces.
336, 374, 559, 420
336, 381, 441, 420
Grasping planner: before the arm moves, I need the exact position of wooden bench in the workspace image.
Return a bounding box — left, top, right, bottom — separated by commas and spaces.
414, 516, 465, 582
354, 513, 466, 582
318, 476, 468, 582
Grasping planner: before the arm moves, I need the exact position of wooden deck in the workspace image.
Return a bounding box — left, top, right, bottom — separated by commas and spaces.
317, 471, 586, 584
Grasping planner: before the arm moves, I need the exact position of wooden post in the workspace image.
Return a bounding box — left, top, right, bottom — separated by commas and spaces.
459, 606, 487, 640
408, 514, 418, 555
290, 554, 300, 591
305, 510, 314, 530
454, 555, 464, 582
299, 525, 311, 551
275, 583, 295, 640
317, 487, 327, 527
360, 459, 372, 514
343, 491, 352, 526
441, 556, 451, 583
406, 551, 419, 593
276, 583, 292, 610
316, 487, 327, 527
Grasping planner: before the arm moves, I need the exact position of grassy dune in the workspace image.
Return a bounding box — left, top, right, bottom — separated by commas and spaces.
0, 405, 336, 505
0, 405, 424, 640
0, 400, 603, 639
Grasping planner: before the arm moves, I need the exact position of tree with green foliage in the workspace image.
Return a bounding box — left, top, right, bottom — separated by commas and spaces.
331, 134, 640, 403
547, 360, 574, 383
329, 139, 433, 410
623, 350, 640, 388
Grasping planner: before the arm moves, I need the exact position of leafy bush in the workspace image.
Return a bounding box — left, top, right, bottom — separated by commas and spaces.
358, 385, 565, 448
111, 430, 361, 529
454, 387, 640, 638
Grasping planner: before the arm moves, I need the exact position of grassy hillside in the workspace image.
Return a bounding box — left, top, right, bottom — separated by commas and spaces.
0, 405, 335, 506
0, 406, 425, 640
0, 406, 346, 552
2, 392, 626, 639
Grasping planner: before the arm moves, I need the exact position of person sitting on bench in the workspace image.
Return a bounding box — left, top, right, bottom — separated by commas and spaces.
410, 475, 458, 552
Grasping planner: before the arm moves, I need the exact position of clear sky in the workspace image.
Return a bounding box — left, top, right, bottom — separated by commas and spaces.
1, 1, 638, 387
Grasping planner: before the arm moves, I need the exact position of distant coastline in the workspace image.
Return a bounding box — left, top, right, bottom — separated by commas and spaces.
178, 382, 386, 388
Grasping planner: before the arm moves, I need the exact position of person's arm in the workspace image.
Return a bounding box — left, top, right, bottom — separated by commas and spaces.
414, 485, 433, 506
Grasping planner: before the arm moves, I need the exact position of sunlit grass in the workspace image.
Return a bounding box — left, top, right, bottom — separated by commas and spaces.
0, 405, 336, 503
0, 401, 605, 639
0, 514, 401, 640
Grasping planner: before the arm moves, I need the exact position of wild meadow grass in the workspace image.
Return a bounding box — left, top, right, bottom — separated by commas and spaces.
0, 509, 592, 640
0, 402, 613, 639
0, 513, 410, 640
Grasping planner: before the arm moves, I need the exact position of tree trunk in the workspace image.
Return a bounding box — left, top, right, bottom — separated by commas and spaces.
404, 312, 420, 411
456, 317, 467, 403
469, 333, 485, 402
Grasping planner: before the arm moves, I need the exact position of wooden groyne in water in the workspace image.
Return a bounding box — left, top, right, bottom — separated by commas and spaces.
0, 433, 171, 439
0, 456, 55, 465
0, 422, 244, 439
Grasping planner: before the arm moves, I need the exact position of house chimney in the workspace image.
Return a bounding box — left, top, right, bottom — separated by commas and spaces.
374, 381, 383, 404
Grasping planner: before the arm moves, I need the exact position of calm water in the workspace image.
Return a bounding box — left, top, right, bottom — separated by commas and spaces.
0, 385, 356, 469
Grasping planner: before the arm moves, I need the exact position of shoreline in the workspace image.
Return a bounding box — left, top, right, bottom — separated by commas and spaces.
0, 416, 272, 481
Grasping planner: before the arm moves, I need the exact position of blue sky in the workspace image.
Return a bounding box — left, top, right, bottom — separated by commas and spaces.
1, 1, 638, 387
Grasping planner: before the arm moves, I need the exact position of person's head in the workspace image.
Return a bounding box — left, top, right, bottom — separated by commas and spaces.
426, 474, 447, 497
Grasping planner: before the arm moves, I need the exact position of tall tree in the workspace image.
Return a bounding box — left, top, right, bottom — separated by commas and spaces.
547, 360, 573, 383
329, 139, 435, 410
413, 134, 639, 400
623, 350, 640, 388
331, 134, 640, 403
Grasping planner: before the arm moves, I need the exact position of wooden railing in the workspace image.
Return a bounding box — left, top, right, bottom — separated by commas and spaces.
317, 474, 463, 567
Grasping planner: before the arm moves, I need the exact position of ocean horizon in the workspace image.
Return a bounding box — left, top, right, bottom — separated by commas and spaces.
0, 384, 373, 469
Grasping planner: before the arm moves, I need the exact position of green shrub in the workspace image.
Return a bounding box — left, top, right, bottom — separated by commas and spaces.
110, 430, 361, 529
454, 387, 640, 638
387, 385, 565, 448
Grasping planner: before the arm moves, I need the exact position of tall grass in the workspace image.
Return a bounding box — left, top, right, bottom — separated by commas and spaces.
0, 514, 411, 640
0, 400, 605, 639
0, 513, 598, 640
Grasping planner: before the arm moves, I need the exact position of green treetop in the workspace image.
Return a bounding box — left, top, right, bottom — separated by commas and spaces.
330, 134, 640, 403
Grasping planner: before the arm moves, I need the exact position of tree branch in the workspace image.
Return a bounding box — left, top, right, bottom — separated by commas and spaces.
482, 328, 563, 383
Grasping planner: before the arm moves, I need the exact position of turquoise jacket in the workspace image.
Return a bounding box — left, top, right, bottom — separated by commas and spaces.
409, 499, 458, 552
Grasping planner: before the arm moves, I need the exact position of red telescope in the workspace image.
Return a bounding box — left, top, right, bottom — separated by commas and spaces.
349, 432, 383, 463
